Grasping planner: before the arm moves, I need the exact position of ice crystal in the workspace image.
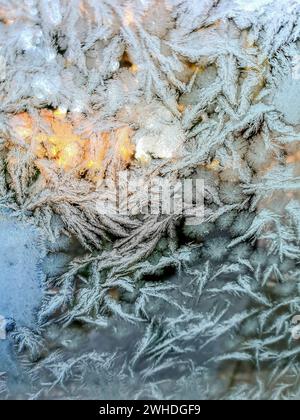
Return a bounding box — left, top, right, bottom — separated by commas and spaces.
0, 0, 299, 401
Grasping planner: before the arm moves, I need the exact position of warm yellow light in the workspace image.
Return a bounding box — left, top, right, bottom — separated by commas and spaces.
50, 146, 58, 157
53, 107, 67, 119
130, 64, 138, 74
188, 63, 206, 74
124, 8, 135, 26
10, 111, 135, 178
116, 127, 135, 163
287, 151, 300, 164
67, 144, 79, 156
206, 159, 220, 171
177, 103, 186, 113
87, 160, 95, 168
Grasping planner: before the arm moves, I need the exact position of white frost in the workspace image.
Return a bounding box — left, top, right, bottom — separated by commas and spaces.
134, 103, 185, 161
234, 0, 273, 11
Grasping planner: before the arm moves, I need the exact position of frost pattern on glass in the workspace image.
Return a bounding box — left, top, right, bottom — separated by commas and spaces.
0, 0, 300, 400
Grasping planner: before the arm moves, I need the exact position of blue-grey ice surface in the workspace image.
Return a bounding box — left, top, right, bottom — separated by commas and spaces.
0, 216, 45, 375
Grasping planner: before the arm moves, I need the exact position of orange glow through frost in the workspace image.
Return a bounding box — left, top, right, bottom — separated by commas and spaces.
11, 110, 135, 178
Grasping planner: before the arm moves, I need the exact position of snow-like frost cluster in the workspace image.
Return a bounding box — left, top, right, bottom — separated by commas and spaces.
0, 0, 300, 400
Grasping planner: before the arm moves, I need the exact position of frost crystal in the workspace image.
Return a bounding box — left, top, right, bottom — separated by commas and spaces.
0, 0, 300, 401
